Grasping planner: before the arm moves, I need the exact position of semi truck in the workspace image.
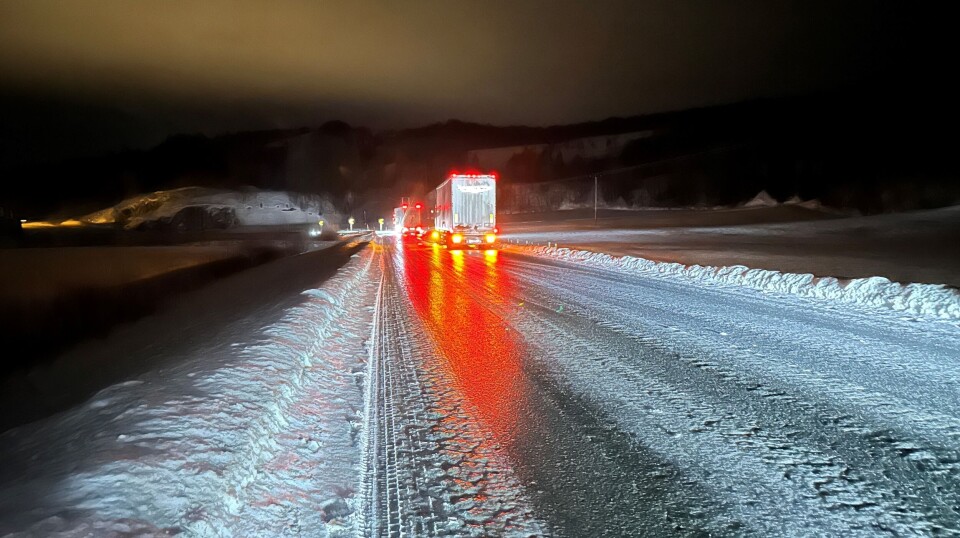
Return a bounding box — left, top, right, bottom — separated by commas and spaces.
393, 204, 424, 239
426, 172, 499, 249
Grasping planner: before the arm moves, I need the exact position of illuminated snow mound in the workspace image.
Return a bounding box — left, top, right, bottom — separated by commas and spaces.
742, 191, 779, 208
525, 246, 960, 322
82, 187, 335, 230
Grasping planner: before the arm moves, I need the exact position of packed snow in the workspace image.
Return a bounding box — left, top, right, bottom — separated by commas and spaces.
359, 245, 547, 536
0, 245, 380, 536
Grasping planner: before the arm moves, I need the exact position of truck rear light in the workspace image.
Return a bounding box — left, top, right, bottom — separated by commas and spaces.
402, 227, 408, 232
431, 230, 439, 240
451, 233, 463, 244
493, 227, 499, 234
485, 233, 496, 243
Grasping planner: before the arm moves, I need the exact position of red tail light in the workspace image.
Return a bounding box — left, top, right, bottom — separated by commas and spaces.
451, 233, 463, 244
485, 233, 496, 244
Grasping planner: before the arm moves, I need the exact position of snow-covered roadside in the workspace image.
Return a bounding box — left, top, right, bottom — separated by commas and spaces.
518, 246, 960, 323
0, 247, 380, 536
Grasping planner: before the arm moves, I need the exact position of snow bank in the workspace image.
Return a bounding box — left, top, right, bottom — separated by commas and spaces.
0, 247, 379, 536
521, 246, 960, 322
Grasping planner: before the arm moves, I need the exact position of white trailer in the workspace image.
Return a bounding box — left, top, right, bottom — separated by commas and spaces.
392, 207, 405, 231
427, 173, 499, 248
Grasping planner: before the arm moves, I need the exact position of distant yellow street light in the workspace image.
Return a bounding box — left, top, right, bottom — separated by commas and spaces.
378, 217, 384, 231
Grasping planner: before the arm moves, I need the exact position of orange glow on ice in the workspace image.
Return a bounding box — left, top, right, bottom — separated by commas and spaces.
400, 245, 527, 443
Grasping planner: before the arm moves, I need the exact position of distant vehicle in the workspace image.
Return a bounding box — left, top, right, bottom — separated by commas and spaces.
394, 203, 424, 240
427, 172, 500, 249
400, 225, 424, 240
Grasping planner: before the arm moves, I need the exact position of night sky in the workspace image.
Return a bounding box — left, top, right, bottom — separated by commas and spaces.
0, 1, 952, 167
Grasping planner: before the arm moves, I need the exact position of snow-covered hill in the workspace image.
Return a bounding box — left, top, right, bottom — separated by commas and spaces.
82, 187, 339, 230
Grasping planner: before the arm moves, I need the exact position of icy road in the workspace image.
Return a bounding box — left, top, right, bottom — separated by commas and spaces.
365, 238, 960, 537
2, 236, 960, 536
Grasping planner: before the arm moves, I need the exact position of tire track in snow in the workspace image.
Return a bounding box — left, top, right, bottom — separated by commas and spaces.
409, 247, 727, 537
361, 242, 545, 537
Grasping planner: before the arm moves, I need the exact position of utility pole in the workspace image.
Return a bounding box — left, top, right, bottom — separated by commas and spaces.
594, 175, 598, 224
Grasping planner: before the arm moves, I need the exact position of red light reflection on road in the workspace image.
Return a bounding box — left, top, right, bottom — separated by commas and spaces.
400, 245, 526, 443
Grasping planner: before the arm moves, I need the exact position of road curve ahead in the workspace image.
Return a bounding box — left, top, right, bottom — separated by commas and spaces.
364, 236, 960, 537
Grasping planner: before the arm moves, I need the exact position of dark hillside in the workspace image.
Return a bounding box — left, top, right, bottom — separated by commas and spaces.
4, 87, 957, 218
